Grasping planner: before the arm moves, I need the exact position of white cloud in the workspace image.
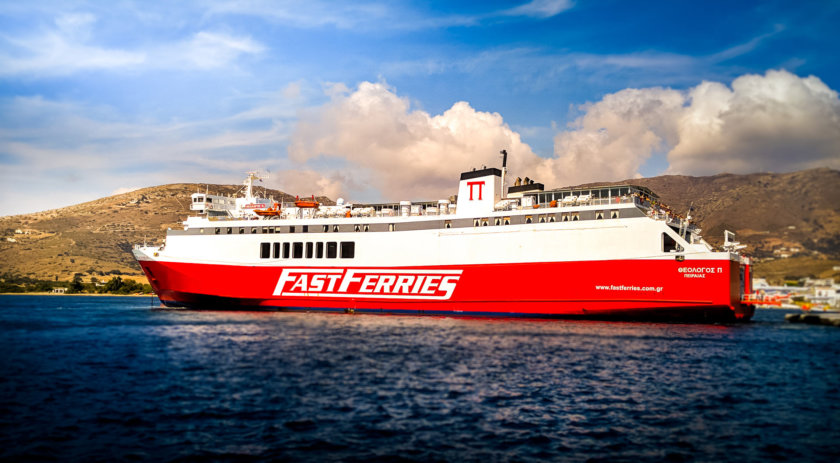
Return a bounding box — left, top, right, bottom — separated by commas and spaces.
668, 70, 840, 174
503, 0, 575, 19
553, 70, 840, 180
0, 11, 265, 77
0, 13, 146, 76
175, 31, 265, 69
289, 72, 840, 204
551, 87, 684, 184
289, 81, 543, 201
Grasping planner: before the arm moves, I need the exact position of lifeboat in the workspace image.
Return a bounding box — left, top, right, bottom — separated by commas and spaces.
254, 203, 282, 217
294, 195, 320, 208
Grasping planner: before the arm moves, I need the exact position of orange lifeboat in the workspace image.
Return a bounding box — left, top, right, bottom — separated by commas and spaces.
254, 203, 282, 217
294, 195, 320, 208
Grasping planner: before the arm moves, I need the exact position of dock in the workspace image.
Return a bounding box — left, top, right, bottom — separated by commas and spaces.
785, 312, 840, 327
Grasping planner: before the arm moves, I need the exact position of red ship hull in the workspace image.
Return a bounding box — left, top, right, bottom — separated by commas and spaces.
139, 258, 754, 322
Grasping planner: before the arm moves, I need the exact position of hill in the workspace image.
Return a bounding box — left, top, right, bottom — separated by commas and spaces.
0, 184, 332, 283
1, 168, 838, 284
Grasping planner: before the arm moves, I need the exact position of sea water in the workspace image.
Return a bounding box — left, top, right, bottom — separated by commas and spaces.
0, 295, 838, 462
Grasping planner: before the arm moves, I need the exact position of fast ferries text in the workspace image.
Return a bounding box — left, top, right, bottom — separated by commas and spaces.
273, 268, 463, 300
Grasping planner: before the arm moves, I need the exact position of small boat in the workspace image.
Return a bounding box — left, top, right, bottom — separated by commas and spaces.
254, 203, 282, 217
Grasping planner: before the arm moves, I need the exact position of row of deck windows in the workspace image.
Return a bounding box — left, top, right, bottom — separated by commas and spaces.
473, 210, 619, 227
260, 241, 355, 259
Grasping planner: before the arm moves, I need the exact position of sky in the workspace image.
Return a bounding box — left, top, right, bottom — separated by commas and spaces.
1, 0, 839, 216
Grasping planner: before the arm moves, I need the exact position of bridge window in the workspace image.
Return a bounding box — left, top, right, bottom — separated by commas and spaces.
260, 242, 270, 259
662, 233, 683, 253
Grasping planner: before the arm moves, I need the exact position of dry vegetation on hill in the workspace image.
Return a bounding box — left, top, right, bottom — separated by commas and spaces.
0, 184, 331, 283
1, 169, 838, 284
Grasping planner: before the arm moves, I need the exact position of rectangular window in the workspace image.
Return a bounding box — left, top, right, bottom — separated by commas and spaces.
283, 242, 290, 259
662, 233, 682, 253
340, 241, 355, 259
306, 242, 314, 258
293, 242, 303, 258
303, 225, 309, 233
226, 227, 232, 234
260, 242, 270, 259
273, 242, 280, 259
327, 242, 338, 258
238, 228, 244, 234
290, 226, 296, 233
316, 242, 324, 258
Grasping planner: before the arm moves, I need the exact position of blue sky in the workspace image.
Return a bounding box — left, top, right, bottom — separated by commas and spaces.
1, 0, 839, 215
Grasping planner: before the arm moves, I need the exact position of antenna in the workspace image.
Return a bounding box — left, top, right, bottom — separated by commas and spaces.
500, 149, 508, 198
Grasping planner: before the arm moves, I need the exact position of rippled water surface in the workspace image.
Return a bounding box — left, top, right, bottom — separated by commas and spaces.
1, 296, 838, 462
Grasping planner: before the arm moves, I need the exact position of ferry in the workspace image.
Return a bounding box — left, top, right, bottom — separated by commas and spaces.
134, 151, 755, 321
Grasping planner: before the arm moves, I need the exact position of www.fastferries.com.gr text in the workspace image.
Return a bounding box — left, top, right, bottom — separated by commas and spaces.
595, 284, 663, 293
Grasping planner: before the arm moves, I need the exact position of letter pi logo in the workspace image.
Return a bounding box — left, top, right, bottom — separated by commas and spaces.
467, 181, 484, 200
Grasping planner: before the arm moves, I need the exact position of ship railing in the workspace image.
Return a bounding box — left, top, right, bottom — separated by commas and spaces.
499, 196, 639, 211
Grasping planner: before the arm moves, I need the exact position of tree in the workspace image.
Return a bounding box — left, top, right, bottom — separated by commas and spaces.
68, 274, 84, 293
103, 276, 124, 293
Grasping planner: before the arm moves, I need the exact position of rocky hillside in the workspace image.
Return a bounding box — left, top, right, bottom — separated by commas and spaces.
0, 184, 332, 282
1, 168, 838, 283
